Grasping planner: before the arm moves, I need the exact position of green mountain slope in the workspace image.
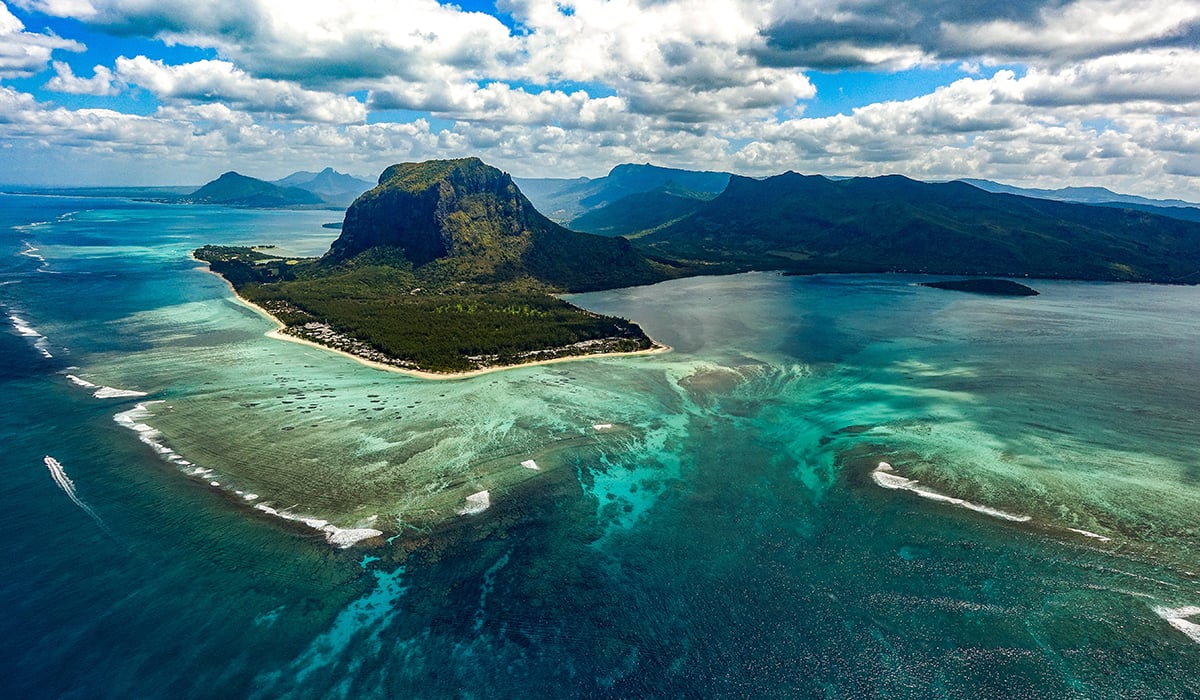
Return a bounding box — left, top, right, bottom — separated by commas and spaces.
188, 171, 324, 207
517, 163, 730, 224
568, 188, 708, 237
638, 172, 1200, 282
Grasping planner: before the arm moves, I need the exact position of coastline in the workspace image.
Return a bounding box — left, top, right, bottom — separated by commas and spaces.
194, 257, 670, 380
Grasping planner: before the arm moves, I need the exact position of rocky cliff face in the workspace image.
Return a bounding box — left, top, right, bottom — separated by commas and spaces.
328, 158, 539, 264
326, 158, 665, 291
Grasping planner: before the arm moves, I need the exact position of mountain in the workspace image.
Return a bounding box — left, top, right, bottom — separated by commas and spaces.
330, 157, 666, 292
197, 158, 668, 373
188, 172, 323, 207
274, 167, 372, 206
516, 163, 731, 224
961, 179, 1200, 223
568, 188, 709, 237
513, 176, 590, 215
637, 172, 1200, 283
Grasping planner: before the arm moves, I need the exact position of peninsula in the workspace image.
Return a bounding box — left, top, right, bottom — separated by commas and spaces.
196, 158, 673, 375
197, 157, 1200, 375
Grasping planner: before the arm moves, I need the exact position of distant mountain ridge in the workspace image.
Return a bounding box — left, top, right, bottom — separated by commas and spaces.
516, 163, 731, 225
274, 167, 372, 207
636, 172, 1200, 283
187, 168, 372, 208
960, 179, 1200, 223
568, 188, 709, 237
187, 172, 323, 207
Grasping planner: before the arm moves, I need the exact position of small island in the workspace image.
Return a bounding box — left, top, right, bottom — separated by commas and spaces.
919, 278, 1040, 296
196, 159, 673, 376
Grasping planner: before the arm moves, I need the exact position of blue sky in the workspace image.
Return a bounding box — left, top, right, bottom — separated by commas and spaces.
2, 0, 1199, 200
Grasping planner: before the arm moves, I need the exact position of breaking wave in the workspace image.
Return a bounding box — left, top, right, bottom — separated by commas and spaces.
64, 373, 148, 399
113, 402, 380, 548
871, 461, 1032, 523
1153, 605, 1200, 646
8, 312, 54, 358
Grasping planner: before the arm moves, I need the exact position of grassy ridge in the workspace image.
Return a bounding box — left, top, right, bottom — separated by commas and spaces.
636, 173, 1200, 282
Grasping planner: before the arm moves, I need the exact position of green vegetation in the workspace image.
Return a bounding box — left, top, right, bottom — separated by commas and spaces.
329, 157, 670, 290
188, 171, 325, 207
568, 188, 709, 237
195, 246, 653, 373
636, 172, 1200, 283
194, 158, 667, 374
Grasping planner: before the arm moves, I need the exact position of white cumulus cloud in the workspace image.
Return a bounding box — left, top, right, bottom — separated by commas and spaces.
0, 1, 82, 78
4, 0, 1200, 200
45, 60, 117, 94
110, 56, 366, 123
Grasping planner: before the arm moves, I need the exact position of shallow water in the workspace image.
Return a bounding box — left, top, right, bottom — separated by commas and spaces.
1, 193, 1197, 697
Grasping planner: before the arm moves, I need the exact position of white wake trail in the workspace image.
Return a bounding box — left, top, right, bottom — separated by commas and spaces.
44, 456, 110, 532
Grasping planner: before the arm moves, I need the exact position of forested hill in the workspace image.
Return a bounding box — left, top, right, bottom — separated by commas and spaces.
636, 172, 1200, 283
187, 172, 324, 207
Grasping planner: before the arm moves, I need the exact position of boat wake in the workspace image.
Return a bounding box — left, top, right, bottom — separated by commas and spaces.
44, 456, 111, 534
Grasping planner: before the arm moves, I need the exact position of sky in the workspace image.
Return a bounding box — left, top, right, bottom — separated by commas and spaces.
2, 0, 1199, 200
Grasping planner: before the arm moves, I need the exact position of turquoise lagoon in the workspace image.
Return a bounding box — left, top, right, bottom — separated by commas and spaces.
1, 192, 1197, 697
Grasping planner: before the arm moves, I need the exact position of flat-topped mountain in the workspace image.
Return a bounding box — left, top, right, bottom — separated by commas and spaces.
329, 157, 665, 292
637, 172, 1200, 283
188, 172, 324, 207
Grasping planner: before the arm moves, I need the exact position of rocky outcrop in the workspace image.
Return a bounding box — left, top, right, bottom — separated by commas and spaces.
326, 158, 665, 291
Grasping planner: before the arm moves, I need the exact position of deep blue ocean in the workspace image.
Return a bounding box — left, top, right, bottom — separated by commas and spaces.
1, 192, 1197, 698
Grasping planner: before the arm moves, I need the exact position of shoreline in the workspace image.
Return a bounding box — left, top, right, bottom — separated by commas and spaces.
194, 257, 671, 380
